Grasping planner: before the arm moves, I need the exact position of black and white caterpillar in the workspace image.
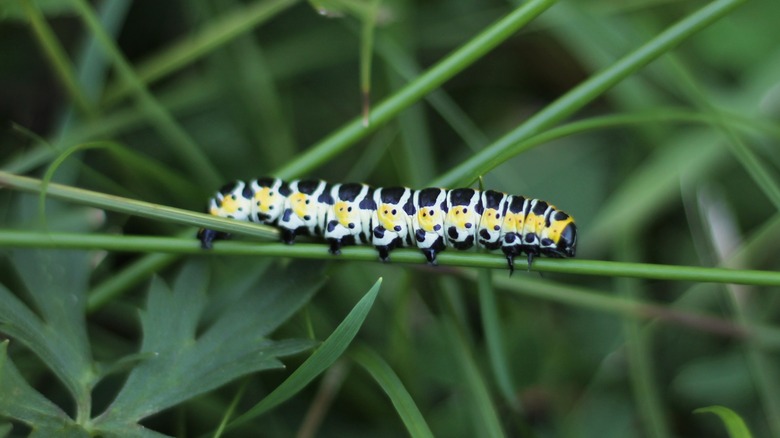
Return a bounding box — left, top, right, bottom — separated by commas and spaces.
198, 178, 577, 271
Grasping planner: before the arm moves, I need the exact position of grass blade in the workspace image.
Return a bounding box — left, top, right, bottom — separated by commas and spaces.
274, 0, 557, 179
694, 406, 754, 438
477, 270, 520, 411
433, 0, 748, 187
226, 278, 383, 429
352, 346, 434, 438
442, 317, 505, 437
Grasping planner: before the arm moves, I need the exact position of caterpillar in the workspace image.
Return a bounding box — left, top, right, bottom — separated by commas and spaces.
198, 178, 577, 272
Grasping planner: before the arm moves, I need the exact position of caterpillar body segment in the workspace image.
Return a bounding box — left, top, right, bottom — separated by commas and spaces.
372, 187, 415, 261
444, 188, 481, 250
477, 190, 508, 251
411, 188, 448, 264
324, 183, 374, 254
200, 178, 577, 271
250, 177, 289, 224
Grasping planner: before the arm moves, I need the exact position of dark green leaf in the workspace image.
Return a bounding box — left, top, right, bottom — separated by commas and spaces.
1, 250, 94, 415
92, 260, 320, 430
0, 341, 86, 436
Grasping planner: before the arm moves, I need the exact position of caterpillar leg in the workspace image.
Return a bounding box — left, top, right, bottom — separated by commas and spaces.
281, 228, 297, 245
505, 253, 515, 276
377, 245, 391, 262
328, 236, 356, 255
421, 237, 446, 265
198, 228, 231, 249
328, 239, 342, 255
422, 248, 438, 265
375, 237, 404, 262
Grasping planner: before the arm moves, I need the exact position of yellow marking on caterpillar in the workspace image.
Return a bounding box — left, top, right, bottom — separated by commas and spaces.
482, 208, 501, 231
378, 203, 399, 231
447, 206, 470, 229
220, 195, 240, 214
547, 215, 574, 242
290, 192, 309, 218
335, 201, 352, 227
254, 187, 275, 213
418, 207, 439, 233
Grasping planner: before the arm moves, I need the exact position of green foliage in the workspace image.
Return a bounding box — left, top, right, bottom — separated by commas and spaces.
695, 406, 754, 438
0, 250, 352, 436
2, 0, 780, 436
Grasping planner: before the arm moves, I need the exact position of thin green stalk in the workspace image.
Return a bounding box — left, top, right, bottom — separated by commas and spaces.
376, 33, 490, 152
433, 0, 748, 187
442, 317, 505, 438
477, 270, 520, 411
274, 0, 558, 180
462, 270, 780, 348
0, 171, 277, 240
359, 0, 381, 126
617, 235, 670, 438
438, 108, 779, 189
22, 0, 97, 119
70, 0, 223, 189
2, 231, 780, 287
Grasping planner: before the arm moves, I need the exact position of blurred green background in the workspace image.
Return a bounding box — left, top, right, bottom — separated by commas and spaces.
1, 0, 780, 436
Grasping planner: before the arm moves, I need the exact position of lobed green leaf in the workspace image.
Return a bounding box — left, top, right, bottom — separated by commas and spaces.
92, 260, 320, 430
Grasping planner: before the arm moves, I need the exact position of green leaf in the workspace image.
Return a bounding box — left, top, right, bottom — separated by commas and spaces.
92, 260, 320, 430
694, 406, 754, 438
1, 250, 94, 417
0, 341, 87, 437
352, 346, 434, 438
228, 278, 383, 429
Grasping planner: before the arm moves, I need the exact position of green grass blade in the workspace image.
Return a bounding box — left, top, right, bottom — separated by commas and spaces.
359, 0, 381, 126
227, 278, 382, 429
433, 0, 748, 187
694, 406, 754, 438
0, 172, 278, 240
442, 317, 505, 438
274, 0, 557, 179
477, 270, 520, 411
69, 0, 223, 188
21, 0, 96, 118
352, 346, 435, 438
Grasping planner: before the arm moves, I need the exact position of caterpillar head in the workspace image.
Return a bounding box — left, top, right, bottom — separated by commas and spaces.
556, 222, 577, 257
540, 211, 577, 258
209, 181, 253, 221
